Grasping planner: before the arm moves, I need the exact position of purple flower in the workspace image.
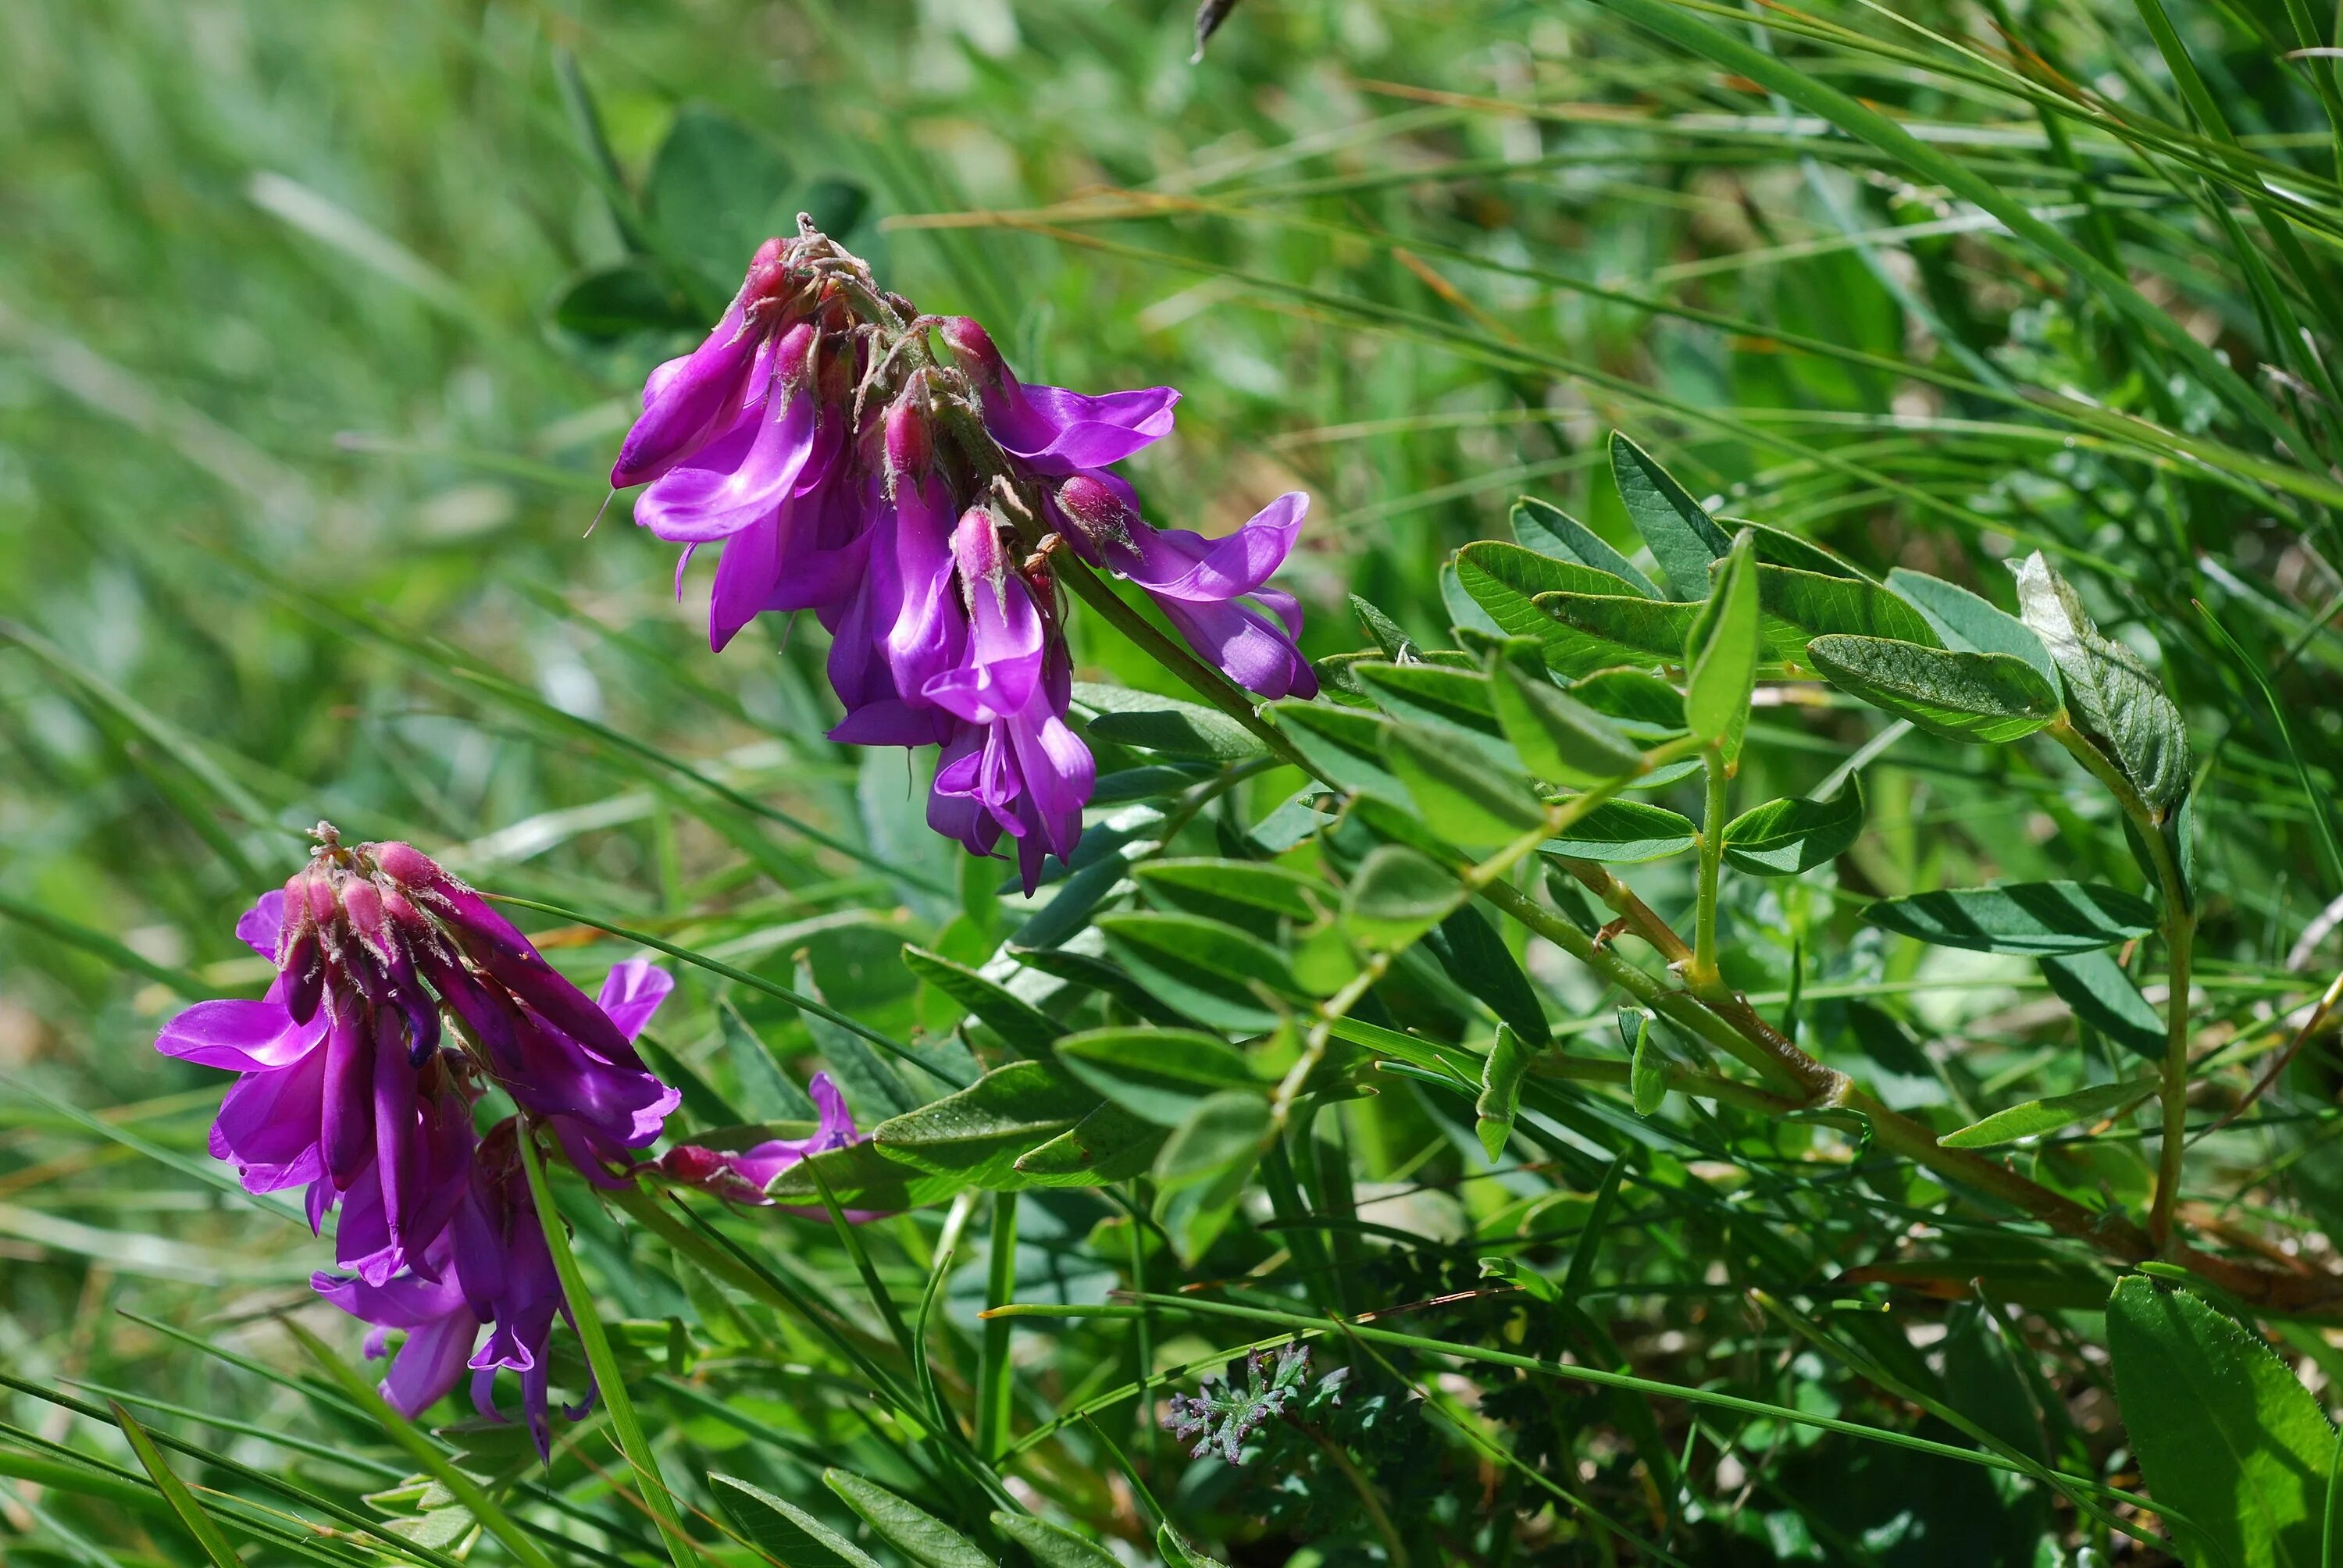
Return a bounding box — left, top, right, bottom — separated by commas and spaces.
606, 233, 1313, 890
159, 829, 678, 1279
654, 1071, 867, 1208
1055, 476, 1317, 700
315, 1120, 581, 1459
939, 315, 1179, 472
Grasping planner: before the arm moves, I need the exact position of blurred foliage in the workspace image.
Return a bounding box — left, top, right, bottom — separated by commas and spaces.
8, 0, 2343, 1563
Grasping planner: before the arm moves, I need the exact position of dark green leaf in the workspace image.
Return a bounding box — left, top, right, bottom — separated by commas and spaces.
1753, 564, 1942, 648
2013, 552, 2191, 816
2107, 1276, 2335, 1568
1381, 720, 1546, 846
1352, 594, 1416, 658
823, 1470, 990, 1568
551, 263, 700, 340
1722, 778, 1866, 876
1611, 432, 1731, 599
1885, 568, 2057, 685
2040, 951, 2166, 1060
1354, 661, 1511, 761
1096, 911, 1304, 1032
1684, 528, 1760, 759
715, 1477, 881, 1568
1268, 700, 1404, 797
1631, 1022, 1667, 1116
990, 1512, 1120, 1568
1489, 658, 1647, 785
1938, 1076, 2154, 1148
1864, 882, 2156, 955
1075, 683, 1270, 761
1154, 1089, 1272, 1188
1511, 496, 1660, 597
1343, 843, 1467, 953
869, 1062, 1098, 1188
1054, 1028, 1256, 1126
1806, 635, 2062, 743
717, 1000, 821, 1121
1542, 800, 1697, 863
1738, 520, 1870, 581
645, 105, 796, 278
1534, 590, 1699, 659
901, 946, 1063, 1057
1435, 902, 1551, 1047
1455, 542, 1651, 675
1011, 1099, 1167, 1185
1135, 858, 1325, 921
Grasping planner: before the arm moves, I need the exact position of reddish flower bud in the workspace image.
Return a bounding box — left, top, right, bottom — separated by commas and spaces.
952, 504, 1007, 587
939, 316, 1007, 390
883, 382, 935, 489
1055, 474, 1137, 554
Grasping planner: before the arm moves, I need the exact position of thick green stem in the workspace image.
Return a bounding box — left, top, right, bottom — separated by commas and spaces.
1691, 747, 1728, 990
976, 1192, 1020, 1459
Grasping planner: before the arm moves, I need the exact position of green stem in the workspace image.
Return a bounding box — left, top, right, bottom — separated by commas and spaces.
976, 1192, 1020, 1459
1692, 746, 1728, 989
515, 1130, 704, 1568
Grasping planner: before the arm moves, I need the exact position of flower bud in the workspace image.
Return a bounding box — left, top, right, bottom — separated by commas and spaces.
939, 317, 1007, 390
883, 379, 935, 489
770, 323, 820, 397
1055, 474, 1137, 554
952, 504, 1007, 587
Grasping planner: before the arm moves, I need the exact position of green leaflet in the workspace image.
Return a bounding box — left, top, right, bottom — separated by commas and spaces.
2107, 1277, 2335, 1568
1864, 882, 2157, 956
869, 1060, 1099, 1189
1630, 1021, 1667, 1117
1721, 778, 1865, 876
1011, 1100, 1166, 1185
2039, 950, 2165, 1060
1511, 495, 1660, 597
1054, 1028, 1256, 1127
1751, 563, 1942, 650
2012, 552, 2191, 815
990, 1513, 1121, 1568
1351, 593, 1418, 658
823, 1470, 991, 1568
1074, 682, 1271, 761
1343, 843, 1467, 953
1381, 719, 1546, 847
901, 945, 1062, 1057
1683, 528, 1761, 761
1937, 1076, 2154, 1148
1488, 657, 1647, 786
1885, 567, 2056, 685
1737, 519, 1871, 581
1135, 858, 1326, 924
1534, 589, 1699, 660
715, 1477, 883, 1568
1611, 431, 1731, 599
1154, 1089, 1273, 1189
1097, 911, 1307, 1031
1354, 660, 1513, 762
1268, 699, 1405, 798
1455, 540, 1652, 675
1806, 635, 2061, 743
1542, 800, 1698, 863
1568, 668, 1686, 736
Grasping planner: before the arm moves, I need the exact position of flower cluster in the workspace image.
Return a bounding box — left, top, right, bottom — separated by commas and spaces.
158, 826, 681, 1456
614, 223, 1315, 891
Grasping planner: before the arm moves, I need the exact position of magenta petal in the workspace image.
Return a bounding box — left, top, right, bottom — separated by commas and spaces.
595, 960, 673, 1042
634, 384, 818, 544
1157, 597, 1318, 700
212, 1051, 328, 1192
380, 1307, 482, 1417
235, 891, 287, 962
609, 303, 763, 488
991, 383, 1179, 469
157, 997, 322, 1071
1123, 492, 1307, 603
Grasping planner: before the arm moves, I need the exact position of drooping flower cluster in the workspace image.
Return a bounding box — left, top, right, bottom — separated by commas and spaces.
157, 826, 681, 1456
614, 223, 1315, 891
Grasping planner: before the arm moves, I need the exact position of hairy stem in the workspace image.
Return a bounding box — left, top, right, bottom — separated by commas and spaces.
1692, 747, 1728, 989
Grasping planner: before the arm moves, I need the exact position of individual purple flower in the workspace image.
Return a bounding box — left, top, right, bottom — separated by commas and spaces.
940, 315, 1179, 472
609, 236, 801, 490
1054, 476, 1317, 700
654, 1071, 866, 1208
158, 829, 679, 1280
316, 1121, 580, 1459
922, 508, 1095, 893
